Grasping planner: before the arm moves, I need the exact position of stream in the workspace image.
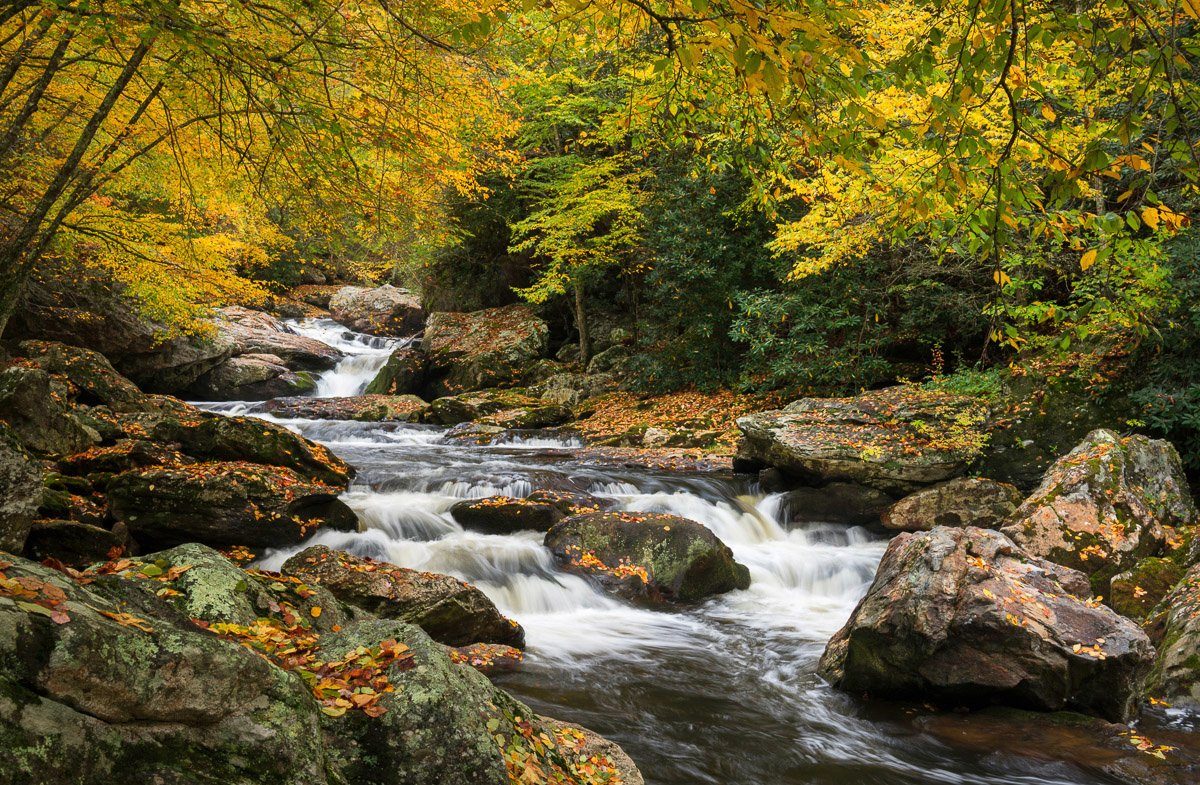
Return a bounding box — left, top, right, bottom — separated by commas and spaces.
195, 318, 1174, 785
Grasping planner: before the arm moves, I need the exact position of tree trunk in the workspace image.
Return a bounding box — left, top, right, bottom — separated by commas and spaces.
574, 280, 591, 368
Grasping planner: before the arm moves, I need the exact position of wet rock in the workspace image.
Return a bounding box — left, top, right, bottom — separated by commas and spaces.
23, 519, 128, 566
441, 422, 507, 445
0, 425, 42, 552
329, 284, 425, 337
107, 462, 358, 549
447, 642, 525, 676
537, 716, 646, 785
428, 389, 571, 429
1001, 429, 1197, 591
364, 345, 428, 395
544, 511, 751, 604
1145, 564, 1200, 707
736, 386, 989, 494
882, 477, 1024, 532
423, 304, 548, 395
1110, 557, 1185, 621
780, 482, 895, 526
186, 353, 317, 400
451, 490, 607, 534
282, 545, 524, 648
0, 365, 99, 455
265, 394, 428, 422
212, 305, 341, 370
819, 526, 1154, 722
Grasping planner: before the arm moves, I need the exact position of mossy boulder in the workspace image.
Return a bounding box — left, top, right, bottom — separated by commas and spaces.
1001, 429, 1197, 592
450, 490, 607, 535
329, 285, 425, 337
23, 520, 128, 567
1144, 564, 1200, 708
0, 365, 98, 456
735, 386, 989, 495
0, 424, 42, 553
17, 340, 150, 412
423, 305, 549, 395
819, 526, 1154, 722
186, 353, 317, 401
265, 394, 429, 423
427, 389, 571, 429
544, 511, 751, 604
282, 545, 524, 648
364, 346, 428, 395
882, 477, 1024, 532
1109, 557, 1186, 621
107, 462, 358, 550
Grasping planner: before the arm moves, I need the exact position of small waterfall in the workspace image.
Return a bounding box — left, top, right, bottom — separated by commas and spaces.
287, 317, 408, 397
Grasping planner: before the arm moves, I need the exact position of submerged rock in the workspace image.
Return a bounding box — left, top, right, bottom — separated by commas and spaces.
1001, 429, 1197, 591
282, 545, 524, 648
423, 304, 549, 395
451, 490, 607, 534
882, 477, 1024, 532
736, 386, 989, 494
819, 526, 1154, 722
544, 511, 751, 604
329, 284, 425, 337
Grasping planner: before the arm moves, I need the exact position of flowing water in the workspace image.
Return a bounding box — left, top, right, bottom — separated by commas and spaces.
195, 320, 1192, 785
288, 318, 406, 397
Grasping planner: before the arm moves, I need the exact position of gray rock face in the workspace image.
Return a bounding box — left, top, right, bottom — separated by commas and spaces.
1145, 564, 1200, 708
882, 477, 1024, 532
187, 353, 316, 401
1001, 429, 1197, 589
0, 365, 98, 455
214, 306, 341, 370
0, 425, 41, 552
780, 482, 895, 526
736, 387, 989, 494
819, 526, 1154, 722
423, 305, 548, 395
329, 285, 425, 337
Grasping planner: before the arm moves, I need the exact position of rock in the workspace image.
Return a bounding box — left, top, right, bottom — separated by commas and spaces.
544, 511, 751, 604
293, 284, 340, 309
882, 477, 1024, 532
265, 394, 429, 422
447, 643, 525, 676
213, 306, 341, 370
56, 439, 191, 478
18, 340, 150, 412
819, 526, 1154, 722
364, 346, 428, 395
1145, 564, 1200, 707
423, 304, 548, 395
22, 519, 128, 566
586, 344, 632, 375
186, 353, 317, 400
1001, 429, 1197, 591
779, 482, 895, 526
537, 716, 646, 785
451, 490, 607, 534
0, 365, 99, 455
0, 425, 42, 552
1110, 557, 1185, 621
107, 462, 359, 549
329, 284, 425, 336
428, 389, 571, 429
282, 546, 524, 648
441, 422, 507, 445
736, 386, 989, 494
530, 371, 619, 408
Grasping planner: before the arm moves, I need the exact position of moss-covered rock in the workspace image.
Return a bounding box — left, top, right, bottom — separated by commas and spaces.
1001, 429, 1197, 592
107, 462, 358, 550
423, 305, 549, 396
282, 546, 524, 648
0, 424, 41, 553
186, 353, 317, 401
427, 389, 571, 429
1110, 557, 1186, 621
544, 511, 751, 604
266, 394, 429, 423
1144, 564, 1200, 708
23, 520, 127, 567
0, 365, 98, 456
364, 346, 428, 395
450, 490, 607, 535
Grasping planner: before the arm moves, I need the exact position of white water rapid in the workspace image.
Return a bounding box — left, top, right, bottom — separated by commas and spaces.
287, 317, 407, 397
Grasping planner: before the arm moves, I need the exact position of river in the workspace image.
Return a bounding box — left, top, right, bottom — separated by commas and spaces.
194, 317, 1178, 785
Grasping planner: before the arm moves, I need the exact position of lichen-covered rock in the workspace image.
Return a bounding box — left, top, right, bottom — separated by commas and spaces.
441, 422, 507, 445
779, 482, 895, 526
265, 394, 428, 423
186, 353, 317, 401
447, 642, 525, 676
530, 371, 619, 408
428, 389, 570, 429
1001, 429, 1197, 591
423, 305, 549, 395
882, 477, 1024, 532
1145, 564, 1200, 707
537, 717, 645, 785
0, 365, 98, 455
364, 345, 428, 395
282, 545, 524, 648
819, 526, 1154, 722
107, 462, 358, 549
329, 285, 425, 337
1109, 556, 1185, 621
544, 511, 751, 604
736, 386, 989, 494
451, 490, 607, 534
0, 425, 41, 553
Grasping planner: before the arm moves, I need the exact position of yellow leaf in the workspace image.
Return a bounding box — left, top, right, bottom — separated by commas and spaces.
993, 270, 1012, 286
1143, 207, 1160, 230
1040, 103, 1056, 122
310, 606, 322, 618
1184, 0, 1200, 19
1080, 249, 1098, 271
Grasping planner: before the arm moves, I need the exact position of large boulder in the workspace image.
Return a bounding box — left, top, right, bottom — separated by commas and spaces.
265, 394, 428, 422
427, 389, 571, 429
107, 462, 358, 549
1001, 430, 1197, 591
736, 386, 989, 494
364, 346, 428, 395
1145, 564, 1200, 707
186, 353, 317, 400
213, 306, 341, 370
819, 526, 1154, 722
882, 477, 1024, 533
18, 340, 150, 412
329, 285, 425, 337
0, 365, 99, 455
451, 490, 607, 534
778, 482, 895, 526
423, 305, 549, 395
544, 511, 751, 604
0, 425, 42, 552
282, 545, 524, 648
